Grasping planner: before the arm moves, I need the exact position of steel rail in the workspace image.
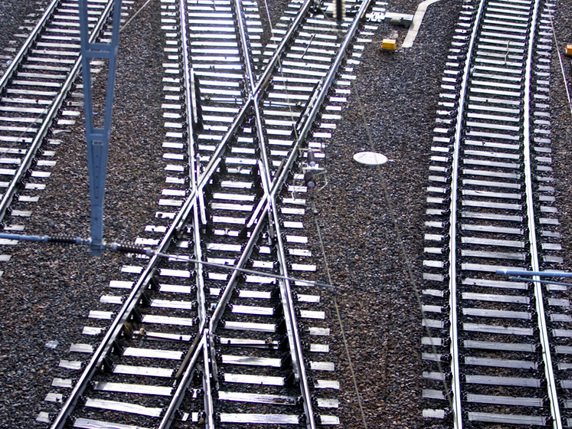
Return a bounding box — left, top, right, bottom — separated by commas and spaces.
159, 0, 212, 426
0, 0, 60, 90
270, 0, 372, 201
50, 164, 190, 427
52, 15, 304, 414
203, 1, 374, 424
166, 0, 289, 424
0, 0, 116, 224
172, 0, 315, 233
446, 0, 561, 426
446, 0, 486, 426
46, 1, 196, 422
244, 0, 376, 231
179, 0, 205, 329
234, 0, 316, 425
158, 335, 207, 429
159, 0, 318, 423
522, 0, 562, 425
209, 0, 374, 337
53, 0, 348, 425
220, 0, 315, 425
53, 1, 317, 426
204, 0, 287, 424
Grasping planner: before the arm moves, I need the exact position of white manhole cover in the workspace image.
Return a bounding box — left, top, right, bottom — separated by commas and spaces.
353, 151, 388, 166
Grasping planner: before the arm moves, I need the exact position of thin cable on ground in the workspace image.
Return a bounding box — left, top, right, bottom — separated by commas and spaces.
253, 5, 366, 425
260, 0, 275, 37
314, 214, 369, 429
351, 81, 455, 409
547, 6, 572, 118
121, 0, 156, 31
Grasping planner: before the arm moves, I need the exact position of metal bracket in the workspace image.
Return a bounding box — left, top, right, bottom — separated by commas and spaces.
79, 0, 123, 254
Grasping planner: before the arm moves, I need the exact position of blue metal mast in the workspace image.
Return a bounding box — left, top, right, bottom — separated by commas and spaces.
0, 0, 126, 254
79, 0, 123, 254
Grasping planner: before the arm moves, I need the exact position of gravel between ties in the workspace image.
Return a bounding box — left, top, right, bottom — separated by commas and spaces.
0, 0, 51, 75
307, 0, 462, 426
0, 0, 571, 427
0, 0, 166, 426
0, 0, 462, 427
549, 1, 572, 273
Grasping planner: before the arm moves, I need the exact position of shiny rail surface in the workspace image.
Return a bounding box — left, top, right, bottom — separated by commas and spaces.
0, 0, 132, 256
422, 0, 568, 427
40, 0, 385, 427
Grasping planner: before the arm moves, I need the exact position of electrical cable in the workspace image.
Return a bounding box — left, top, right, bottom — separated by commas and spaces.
257, 2, 368, 424
121, 0, 156, 31
546, 3, 572, 118
314, 212, 369, 429
349, 71, 455, 411
155, 250, 336, 289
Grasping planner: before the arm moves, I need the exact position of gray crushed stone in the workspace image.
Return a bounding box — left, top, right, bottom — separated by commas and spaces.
0, 0, 570, 427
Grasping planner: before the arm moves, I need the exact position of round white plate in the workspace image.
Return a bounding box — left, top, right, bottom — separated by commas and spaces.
353, 151, 388, 166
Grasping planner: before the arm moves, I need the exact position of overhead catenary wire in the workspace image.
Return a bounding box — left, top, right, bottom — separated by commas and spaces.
249, 2, 367, 425
7, 0, 151, 159
0, 0, 156, 250
153, 252, 336, 289
260, 0, 275, 39
120, 0, 156, 31
275, 6, 371, 427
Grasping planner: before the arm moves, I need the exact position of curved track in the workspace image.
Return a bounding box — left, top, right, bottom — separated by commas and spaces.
422, 0, 570, 427
1, 0, 569, 427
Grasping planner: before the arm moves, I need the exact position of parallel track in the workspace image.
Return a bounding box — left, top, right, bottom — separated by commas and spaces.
422, 0, 570, 427
0, 0, 132, 262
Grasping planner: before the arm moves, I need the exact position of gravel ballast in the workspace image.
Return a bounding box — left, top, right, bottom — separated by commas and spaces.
308, 0, 462, 426
0, 0, 166, 425
0, 0, 50, 74
0, 0, 571, 427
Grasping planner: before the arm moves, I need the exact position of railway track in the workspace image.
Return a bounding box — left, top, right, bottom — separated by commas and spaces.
422, 0, 571, 426
1, 0, 569, 426
0, 0, 134, 268
37, 0, 385, 427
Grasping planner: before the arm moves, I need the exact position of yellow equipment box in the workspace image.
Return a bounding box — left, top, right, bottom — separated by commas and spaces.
381, 39, 397, 51
565, 44, 572, 57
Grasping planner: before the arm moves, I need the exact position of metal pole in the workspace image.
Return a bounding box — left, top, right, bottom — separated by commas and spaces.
79, 0, 123, 255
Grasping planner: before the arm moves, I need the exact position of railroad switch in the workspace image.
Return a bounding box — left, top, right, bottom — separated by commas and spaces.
380, 38, 398, 51
565, 44, 572, 57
